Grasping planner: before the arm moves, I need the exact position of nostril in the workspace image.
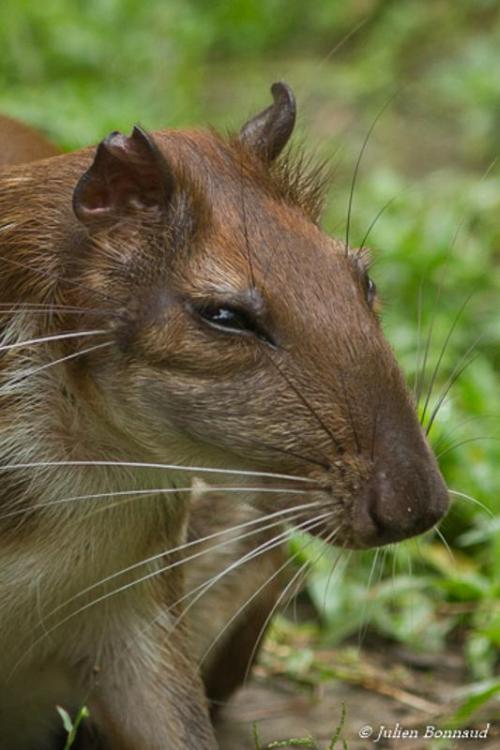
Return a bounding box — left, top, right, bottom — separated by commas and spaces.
352, 465, 449, 549
351, 477, 384, 547
364, 481, 385, 534
367, 472, 408, 533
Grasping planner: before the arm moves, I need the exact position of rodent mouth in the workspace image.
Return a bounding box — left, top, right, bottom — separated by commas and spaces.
300, 464, 449, 551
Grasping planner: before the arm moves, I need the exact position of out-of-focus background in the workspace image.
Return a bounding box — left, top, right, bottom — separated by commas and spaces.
2, 0, 499, 746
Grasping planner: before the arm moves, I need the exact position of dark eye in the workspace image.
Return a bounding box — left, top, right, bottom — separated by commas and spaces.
364, 276, 377, 307
200, 305, 251, 331
195, 303, 274, 344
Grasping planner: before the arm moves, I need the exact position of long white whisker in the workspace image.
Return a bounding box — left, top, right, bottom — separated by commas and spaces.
1, 341, 113, 388
173, 515, 328, 625
357, 547, 381, 648
203, 545, 305, 672
322, 547, 347, 616
433, 526, 454, 563
288, 524, 341, 625
111, 516, 329, 690
9, 508, 321, 679
0, 302, 96, 309
289, 528, 338, 625
448, 489, 493, 518
0, 485, 310, 521
0, 308, 91, 316
0, 329, 107, 352
239, 524, 339, 684
0, 304, 105, 315
34, 502, 320, 621
169, 516, 330, 666
0, 460, 315, 485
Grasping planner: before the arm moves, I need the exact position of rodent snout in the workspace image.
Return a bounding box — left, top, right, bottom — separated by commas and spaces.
351, 462, 449, 548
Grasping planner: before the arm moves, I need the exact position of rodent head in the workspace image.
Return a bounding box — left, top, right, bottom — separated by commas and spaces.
67, 83, 448, 549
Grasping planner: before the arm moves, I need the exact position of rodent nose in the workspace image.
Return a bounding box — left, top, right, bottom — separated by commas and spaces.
352, 467, 449, 548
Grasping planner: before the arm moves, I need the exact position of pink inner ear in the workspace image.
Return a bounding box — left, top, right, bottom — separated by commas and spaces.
73, 127, 173, 226
83, 186, 110, 211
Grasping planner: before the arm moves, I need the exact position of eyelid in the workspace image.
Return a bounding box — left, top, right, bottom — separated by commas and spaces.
351, 246, 372, 274
192, 284, 264, 305
365, 277, 376, 303
189, 299, 276, 347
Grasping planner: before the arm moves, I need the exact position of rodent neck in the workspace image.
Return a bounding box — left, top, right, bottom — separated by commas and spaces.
0, 318, 187, 539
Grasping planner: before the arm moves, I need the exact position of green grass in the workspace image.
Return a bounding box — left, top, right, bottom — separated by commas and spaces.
2, 0, 499, 729
56, 705, 90, 750
253, 703, 348, 748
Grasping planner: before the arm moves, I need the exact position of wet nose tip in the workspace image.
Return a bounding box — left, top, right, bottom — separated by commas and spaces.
352, 469, 449, 548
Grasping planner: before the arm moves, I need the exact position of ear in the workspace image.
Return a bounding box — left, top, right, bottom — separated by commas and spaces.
239, 82, 296, 162
73, 126, 175, 229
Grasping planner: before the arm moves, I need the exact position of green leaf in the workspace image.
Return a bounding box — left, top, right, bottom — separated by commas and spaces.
56, 706, 73, 735
451, 679, 500, 724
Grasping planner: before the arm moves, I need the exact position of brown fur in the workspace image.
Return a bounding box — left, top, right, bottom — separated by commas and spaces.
0, 89, 448, 749
0, 114, 60, 166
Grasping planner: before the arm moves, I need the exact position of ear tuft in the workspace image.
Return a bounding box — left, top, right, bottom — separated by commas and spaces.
73, 126, 175, 229
239, 82, 296, 162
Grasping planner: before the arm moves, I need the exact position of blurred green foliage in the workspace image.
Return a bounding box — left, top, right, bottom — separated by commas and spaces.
1, 0, 498, 692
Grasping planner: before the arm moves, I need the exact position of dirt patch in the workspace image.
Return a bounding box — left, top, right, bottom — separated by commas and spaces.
216, 642, 499, 750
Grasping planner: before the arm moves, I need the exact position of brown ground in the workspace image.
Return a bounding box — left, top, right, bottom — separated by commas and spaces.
215, 641, 499, 750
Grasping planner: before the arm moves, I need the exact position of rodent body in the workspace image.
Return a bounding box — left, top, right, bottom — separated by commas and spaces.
0, 87, 448, 749
0, 114, 60, 166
